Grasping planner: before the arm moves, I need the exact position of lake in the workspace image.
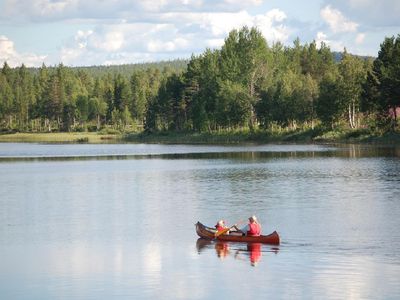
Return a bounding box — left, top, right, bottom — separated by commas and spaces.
0, 142, 399, 299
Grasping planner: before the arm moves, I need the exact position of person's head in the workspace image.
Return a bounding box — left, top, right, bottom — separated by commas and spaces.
218, 220, 225, 226
249, 215, 257, 223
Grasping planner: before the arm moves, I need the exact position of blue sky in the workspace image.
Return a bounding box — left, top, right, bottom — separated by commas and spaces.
0, 0, 399, 67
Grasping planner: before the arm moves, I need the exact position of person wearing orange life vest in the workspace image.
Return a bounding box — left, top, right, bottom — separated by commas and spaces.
215, 220, 230, 234
234, 216, 261, 236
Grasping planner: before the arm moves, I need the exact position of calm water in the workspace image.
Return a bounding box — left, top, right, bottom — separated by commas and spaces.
0, 142, 399, 299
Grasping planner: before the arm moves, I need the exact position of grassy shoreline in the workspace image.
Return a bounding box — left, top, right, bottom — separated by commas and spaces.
0, 132, 121, 144
1, 129, 399, 145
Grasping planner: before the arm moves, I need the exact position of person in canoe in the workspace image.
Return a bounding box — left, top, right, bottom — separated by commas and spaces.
234, 216, 261, 236
215, 220, 230, 234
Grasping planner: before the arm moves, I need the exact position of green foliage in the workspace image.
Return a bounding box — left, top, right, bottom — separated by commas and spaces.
216, 80, 252, 128
316, 72, 342, 128
0, 29, 399, 135
337, 50, 368, 128
363, 35, 400, 130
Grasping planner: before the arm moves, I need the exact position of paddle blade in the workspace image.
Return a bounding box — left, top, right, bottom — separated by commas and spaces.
214, 227, 231, 238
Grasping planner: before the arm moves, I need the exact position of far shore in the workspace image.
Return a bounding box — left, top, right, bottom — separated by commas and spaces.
1, 129, 399, 145
0, 132, 120, 144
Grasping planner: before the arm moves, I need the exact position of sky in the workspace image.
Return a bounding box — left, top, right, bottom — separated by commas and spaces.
0, 0, 399, 67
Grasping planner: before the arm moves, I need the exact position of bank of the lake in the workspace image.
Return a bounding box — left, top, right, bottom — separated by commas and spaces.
125, 128, 400, 145
0, 132, 120, 143
0, 128, 399, 145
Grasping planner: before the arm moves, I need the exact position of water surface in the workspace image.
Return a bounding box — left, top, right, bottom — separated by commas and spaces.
0, 143, 399, 299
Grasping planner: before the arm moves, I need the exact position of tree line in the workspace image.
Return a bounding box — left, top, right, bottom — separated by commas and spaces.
0, 61, 179, 132
1, 27, 399, 134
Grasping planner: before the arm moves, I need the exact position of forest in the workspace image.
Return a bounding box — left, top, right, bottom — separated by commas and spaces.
0, 27, 399, 136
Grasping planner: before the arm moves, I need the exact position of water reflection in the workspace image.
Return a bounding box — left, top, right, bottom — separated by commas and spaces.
196, 238, 279, 267
1, 143, 399, 162
1, 142, 400, 299
235, 243, 262, 266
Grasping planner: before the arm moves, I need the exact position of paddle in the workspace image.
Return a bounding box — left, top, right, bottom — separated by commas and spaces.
214, 220, 244, 238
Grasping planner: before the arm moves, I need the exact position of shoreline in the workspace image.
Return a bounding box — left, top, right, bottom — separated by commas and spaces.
0, 132, 120, 144
0, 130, 399, 145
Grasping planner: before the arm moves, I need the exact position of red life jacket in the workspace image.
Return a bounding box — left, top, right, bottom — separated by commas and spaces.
247, 223, 261, 236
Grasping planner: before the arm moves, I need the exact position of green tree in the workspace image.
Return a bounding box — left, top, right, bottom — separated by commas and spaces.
130, 71, 149, 126
33, 63, 50, 130
103, 75, 114, 123
362, 59, 380, 114
219, 27, 272, 128
185, 50, 220, 131
365, 35, 400, 129
316, 70, 342, 128
114, 74, 131, 112
14, 64, 36, 130
0, 72, 14, 129
121, 105, 133, 131
41, 65, 66, 131
0, 62, 20, 129
216, 80, 252, 128
337, 49, 367, 128
76, 95, 89, 125
62, 102, 75, 131
88, 97, 107, 130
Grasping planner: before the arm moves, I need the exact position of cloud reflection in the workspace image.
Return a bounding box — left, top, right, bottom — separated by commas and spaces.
142, 242, 162, 283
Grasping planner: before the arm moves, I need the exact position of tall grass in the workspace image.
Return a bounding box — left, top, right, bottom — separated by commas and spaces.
0, 132, 120, 143
1, 128, 399, 144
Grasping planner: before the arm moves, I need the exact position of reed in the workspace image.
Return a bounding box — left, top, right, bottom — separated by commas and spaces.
1, 129, 399, 144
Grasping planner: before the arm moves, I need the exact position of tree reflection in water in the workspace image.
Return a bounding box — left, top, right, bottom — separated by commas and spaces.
196, 238, 279, 267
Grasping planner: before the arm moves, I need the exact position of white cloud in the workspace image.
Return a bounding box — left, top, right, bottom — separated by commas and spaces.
206, 38, 225, 48
32, 0, 69, 16
60, 46, 82, 66
347, 0, 373, 7
53, 7, 290, 66
0, 0, 300, 66
314, 31, 345, 52
355, 33, 365, 44
320, 5, 358, 33
147, 37, 189, 52
69, 29, 125, 53
224, 0, 262, 5
75, 30, 93, 49
0, 35, 47, 67
58, 23, 195, 65
255, 9, 289, 42
0, 35, 14, 55
317, 4, 381, 55
161, 9, 289, 42
90, 31, 125, 52
322, 0, 400, 27
200, 11, 253, 36
1, 0, 267, 21
316, 31, 328, 46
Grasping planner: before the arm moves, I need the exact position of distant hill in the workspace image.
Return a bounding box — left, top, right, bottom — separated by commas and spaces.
26, 59, 189, 77
332, 51, 374, 62
73, 59, 189, 77
24, 52, 374, 76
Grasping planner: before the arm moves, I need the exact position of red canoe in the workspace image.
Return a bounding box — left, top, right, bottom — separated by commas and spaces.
195, 221, 280, 245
